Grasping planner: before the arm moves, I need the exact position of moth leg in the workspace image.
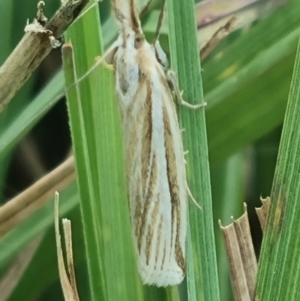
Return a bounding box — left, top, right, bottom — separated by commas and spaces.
183, 151, 189, 164
66, 38, 120, 92
166, 70, 207, 109
186, 184, 202, 210
179, 91, 207, 110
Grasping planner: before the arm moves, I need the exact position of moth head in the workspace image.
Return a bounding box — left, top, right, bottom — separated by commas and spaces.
134, 33, 145, 49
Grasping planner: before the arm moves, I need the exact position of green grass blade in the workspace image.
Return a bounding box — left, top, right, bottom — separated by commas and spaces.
63, 2, 143, 301
167, 0, 220, 300
255, 37, 300, 300
63, 6, 107, 301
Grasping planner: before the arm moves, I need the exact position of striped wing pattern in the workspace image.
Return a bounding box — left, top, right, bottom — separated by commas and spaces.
112, 0, 188, 287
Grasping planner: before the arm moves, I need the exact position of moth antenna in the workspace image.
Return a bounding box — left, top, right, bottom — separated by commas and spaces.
111, 0, 125, 24
140, 0, 154, 18
151, 0, 168, 69
154, 0, 166, 42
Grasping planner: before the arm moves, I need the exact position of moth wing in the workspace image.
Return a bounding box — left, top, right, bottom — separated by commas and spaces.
124, 73, 187, 287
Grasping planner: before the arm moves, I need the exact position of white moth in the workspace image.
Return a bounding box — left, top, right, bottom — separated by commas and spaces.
107, 0, 204, 287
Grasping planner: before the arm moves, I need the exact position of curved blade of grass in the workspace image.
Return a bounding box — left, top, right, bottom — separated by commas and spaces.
255, 37, 300, 300
167, 0, 220, 300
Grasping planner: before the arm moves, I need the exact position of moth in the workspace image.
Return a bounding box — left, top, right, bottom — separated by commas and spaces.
106, 0, 205, 287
